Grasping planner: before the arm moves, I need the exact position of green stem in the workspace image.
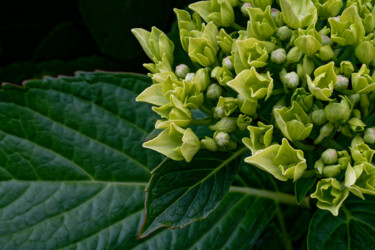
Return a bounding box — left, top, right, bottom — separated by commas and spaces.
293, 141, 316, 151
231, 22, 246, 31
276, 203, 294, 250
199, 105, 213, 116
229, 186, 311, 209
309, 55, 322, 67
191, 119, 212, 126
322, 140, 345, 150
271, 88, 285, 96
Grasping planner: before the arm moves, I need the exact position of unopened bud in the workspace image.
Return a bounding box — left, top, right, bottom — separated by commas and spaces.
237, 114, 252, 131
284, 72, 299, 88
185, 72, 195, 82
207, 83, 223, 100
364, 127, 375, 144
322, 165, 341, 178
322, 149, 338, 165
311, 109, 327, 125
340, 61, 354, 76
314, 159, 325, 175
201, 137, 218, 151
348, 117, 366, 132
241, 3, 252, 16
317, 45, 334, 61
321, 35, 332, 46
314, 122, 335, 144
286, 47, 303, 64
334, 75, 349, 91
175, 64, 190, 78
214, 106, 225, 119
271, 8, 280, 19
209, 117, 237, 132
352, 109, 361, 119
271, 48, 287, 64
277, 26, 292, 41
222, 56, 234, 71
214, 132, 230, 147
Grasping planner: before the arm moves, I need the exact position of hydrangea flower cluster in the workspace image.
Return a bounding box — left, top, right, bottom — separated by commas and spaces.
132, 0, 375, 216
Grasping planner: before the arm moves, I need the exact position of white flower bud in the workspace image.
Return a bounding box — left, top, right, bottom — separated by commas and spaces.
271, 48, 287, 64
284, 72, 299, 88
214, 132, 230, 147
214, 106, 225, 119
241, 3, 252, 16
271, 8, 279, 19
364, 127, 375, 144
277, 26, 292, 41
185, 72, 195, 83
321, 149, 338, 165
222, 56, 234, 71
334, 75, 349, 91
175, 64, 190, 78
207, 83, 223, 100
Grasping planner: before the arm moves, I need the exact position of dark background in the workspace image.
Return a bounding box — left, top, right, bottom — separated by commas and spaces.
0, 0, 195, 84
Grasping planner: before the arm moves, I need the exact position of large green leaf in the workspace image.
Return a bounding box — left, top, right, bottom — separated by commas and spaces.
139, 148, 246, 237
308, 196, 375, 250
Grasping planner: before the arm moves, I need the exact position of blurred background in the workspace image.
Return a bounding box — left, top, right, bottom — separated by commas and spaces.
0, 0, 195, 84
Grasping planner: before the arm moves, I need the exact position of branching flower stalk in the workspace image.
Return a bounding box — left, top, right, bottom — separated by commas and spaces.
132, 0, 375, 216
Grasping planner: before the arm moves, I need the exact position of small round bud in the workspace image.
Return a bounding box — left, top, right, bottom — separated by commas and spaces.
277, 26, 292, 41
214, 132, 230, 147
241, 3, 252, 16
271, 8, 279, 19
334, 75, 349, 91
200, 137, 218, 151
214, 106, 225, 119
270, 48, 287, 64
311, 109, 327, 125
211, 66, 221, 78
175, 64, 190, 78
207, 83, 222, 100
321, 35, 332, 46
321, 149, 338, 165
222, 56, 234, 71
185, 72, 195, 83
340, 61, 354, 76
284, 72, 299, 88
364, 127, 375, 144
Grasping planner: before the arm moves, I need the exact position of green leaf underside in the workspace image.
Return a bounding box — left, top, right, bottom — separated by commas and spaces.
308, 196, 375, 250
139, 149, 245, 238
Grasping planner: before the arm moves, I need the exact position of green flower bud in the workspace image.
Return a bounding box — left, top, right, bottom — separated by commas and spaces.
314, 159, 325, 175
238, 95, 259, 116
324, 96, 352, 124
277, 26, 292, 41
185, 72, 196, 83
340, 61, 354, 76
294, 24, 322, 57
338, 150, 351, 170
274, 101, 313, 141
322, 165, 342, 178
355, 41, 375, 65
350, 138, 375, 164
246, 6, 277, 40
233, 38, 275, 73
227, 67, 274, 101
217, 29, 233, 54
209, 117, 237, 132
270, 48, 287, 64
279, 0, 318, 29
345, 163, 375, 200
328, 6, 365, 45
242, 121, 273, 154
249, 0, 273, 10
334, 75, 349, 91
214, 131, 230, 147
322, 148, 338, 164
364, 127, 375, 144
207, 83, 222, 100
175, 64, 190, 78
194, 68, 210, 92
311, 178, 349, 216
352, 109, 361, 119
272, 8, 285, 27
348, 117, 366, 132
312, 0, 343, 18
321, 35, 333, 46
188, 22, 219, 67
189, 0, 237, 27
291, 88, 314, 112
363, 13, 375, 33
222, 56, 234, 71
213, 66, 234, 86
217, 96, 239, 116
352, 64, 375, 94
174, 9, 202, 52
307, 62, 337, 101
245, 138, 307, 182
311, 109, 327, 125
241, 3, 252, 16
214, 106, 225, 119
286, 46, 303, 64
200, 137, 218, 151
237, 114, 252, 131
316, 45, 334, 61
284, 72, 299, 88
314, 122, 335, 144
143, 123, 199, 162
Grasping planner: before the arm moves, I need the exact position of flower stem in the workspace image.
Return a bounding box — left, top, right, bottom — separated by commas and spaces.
199, 105, 213, 116
231, 22, 246, 30
229, 186, 311, 209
